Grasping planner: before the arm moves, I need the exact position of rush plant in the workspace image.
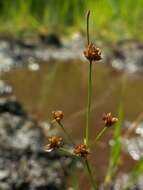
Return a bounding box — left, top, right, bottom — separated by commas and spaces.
44, 11, 119, 190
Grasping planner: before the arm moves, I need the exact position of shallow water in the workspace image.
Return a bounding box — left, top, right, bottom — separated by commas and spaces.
1, 60, 143, 188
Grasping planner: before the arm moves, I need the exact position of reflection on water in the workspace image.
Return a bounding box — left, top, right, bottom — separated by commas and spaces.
1, 60, 143, 183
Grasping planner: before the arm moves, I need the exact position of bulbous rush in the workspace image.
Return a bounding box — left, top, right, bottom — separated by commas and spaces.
44, 136, 63, 152
83, 43, 102, 62
52, 110, 64, 123
74, 144, 90, 158
102, 112, 118, 127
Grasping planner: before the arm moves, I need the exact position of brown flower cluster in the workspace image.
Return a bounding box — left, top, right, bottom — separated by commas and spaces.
74, 144, 90, 158
44, 136, 63, 152
84, 43, 102, 62
52, 110, 64, 123
102, 112, 118, 127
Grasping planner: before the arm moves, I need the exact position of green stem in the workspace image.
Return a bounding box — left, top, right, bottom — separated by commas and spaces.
104, 168, 112, 185
95, 127, 107, 143
86, 10, 90, 45
86, 61, 92, 145
85, 159, 97, 190
58, 122, 75, 145
104, 156, 116, 185
59, 147, 74, 156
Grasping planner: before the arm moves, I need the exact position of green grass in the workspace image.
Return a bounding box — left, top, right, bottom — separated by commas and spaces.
0, 0, 143, 41
104, 103, 124, 185
124, 158, 143, 189
131, 158, 143, 180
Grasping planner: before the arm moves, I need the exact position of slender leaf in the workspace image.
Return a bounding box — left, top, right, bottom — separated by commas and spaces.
105, 103, 124, 184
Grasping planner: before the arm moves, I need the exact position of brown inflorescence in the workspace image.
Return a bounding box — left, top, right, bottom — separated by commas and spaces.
74, 144, 90, 158
83, 43, 102, 62
52, 110, 64, 123
44, 136, 63, 152
102, 112, 118, 127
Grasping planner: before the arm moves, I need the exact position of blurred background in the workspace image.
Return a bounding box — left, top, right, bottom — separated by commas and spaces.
0, 0, 143, 41
0, 0, 143, 190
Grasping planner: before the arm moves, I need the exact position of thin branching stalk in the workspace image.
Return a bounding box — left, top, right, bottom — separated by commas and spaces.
58, 122, 75, 145
95, 127, 107, 143
59, 147, 74, 156
85, 158, 97, 190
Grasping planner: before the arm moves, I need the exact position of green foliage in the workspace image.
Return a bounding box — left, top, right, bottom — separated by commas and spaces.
123, 158, 143, 189
129, 158, 143, 187
105, 103, 124, 184
131, 158, 143, 179
0, 0, 143, 41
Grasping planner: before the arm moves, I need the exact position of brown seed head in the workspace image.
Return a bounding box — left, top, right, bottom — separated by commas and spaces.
102, 112, 118, 127
74, 144, 90, 158
83, 43, 102, 62
52, 110, 64, 123
44, 136, 63, 152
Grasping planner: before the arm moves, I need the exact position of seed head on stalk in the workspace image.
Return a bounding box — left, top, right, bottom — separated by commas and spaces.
52, 110, 64, 123
74, 143, 90, 158
102, 112, 118, 127
44, 136, 63, 152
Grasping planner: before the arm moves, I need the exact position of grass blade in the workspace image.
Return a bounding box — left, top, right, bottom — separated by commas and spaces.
104, 103, 124, 185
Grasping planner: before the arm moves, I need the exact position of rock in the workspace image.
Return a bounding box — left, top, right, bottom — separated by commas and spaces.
122, 121, 143, 160
27, 58, 40, 71
0, 37, 143, 73
0, 80, 13, 96
123, 137, 143, 161
39, 33, 62, 48
0, 35, 83, 72
0, 99, 26, 117
0, 100, 73, 190
106, 40, 143, 72
14, 39, 37, 49
100, 173, 143, 190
